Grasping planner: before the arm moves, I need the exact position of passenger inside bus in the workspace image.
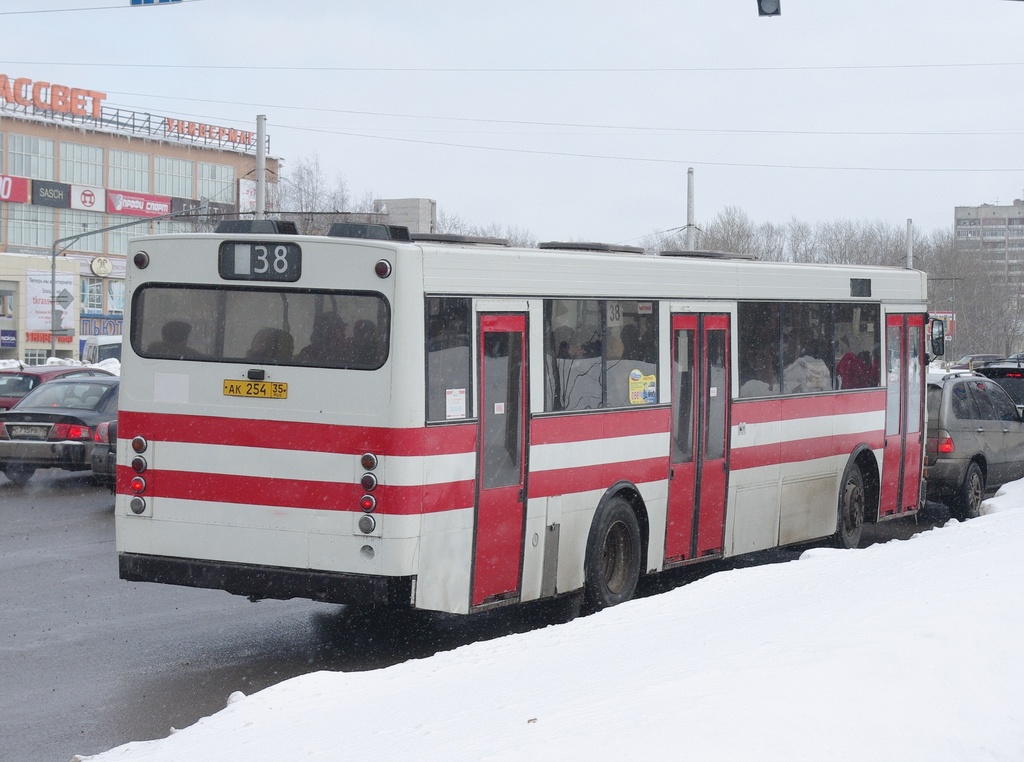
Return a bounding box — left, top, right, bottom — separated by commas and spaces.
147, 320, 197, 359
247, 328, 294, 364
297, 313, 347, 365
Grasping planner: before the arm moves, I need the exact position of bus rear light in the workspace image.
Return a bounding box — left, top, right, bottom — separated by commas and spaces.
374, 259, 392, 279
50, 423, 91, 441
361, 452, 378, 470
131, 436, 148, 453
360, 473, 377, 491
358, 514, 376, 534
360, 495, 377, 512
129, 476, 147, 494
129, 497, 146, 514
131, 456, 148, 474
133, 251, 150, 269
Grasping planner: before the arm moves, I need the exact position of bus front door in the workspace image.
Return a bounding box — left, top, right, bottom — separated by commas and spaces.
665, 313, 731, 563
881, 313, 925, 516
472, 313, 528, 607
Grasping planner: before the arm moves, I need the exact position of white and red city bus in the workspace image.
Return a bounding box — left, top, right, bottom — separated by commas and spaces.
115, 223, 933, 614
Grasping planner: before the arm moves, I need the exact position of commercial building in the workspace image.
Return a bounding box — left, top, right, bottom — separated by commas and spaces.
0, 71, 279, 363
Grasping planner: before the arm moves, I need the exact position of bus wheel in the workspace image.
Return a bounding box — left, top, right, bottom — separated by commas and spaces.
584, 496, 641, 612
4, 464, 36, 487
834, 463, 865, 549
953, 462, 984, 521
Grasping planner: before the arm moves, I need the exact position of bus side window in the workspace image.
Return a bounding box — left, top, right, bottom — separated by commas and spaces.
426, 297, 473, 422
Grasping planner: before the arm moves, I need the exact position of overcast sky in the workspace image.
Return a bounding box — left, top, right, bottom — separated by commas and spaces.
3, 0, 1023, 243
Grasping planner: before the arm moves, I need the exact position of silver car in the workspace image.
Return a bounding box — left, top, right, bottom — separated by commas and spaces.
925, 371, 1024, 519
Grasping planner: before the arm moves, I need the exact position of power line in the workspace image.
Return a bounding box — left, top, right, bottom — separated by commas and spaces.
274, 122, 1024, 173
4, 59, 1024, 73
0, 1, 201, 15
101, 90, 1024, 138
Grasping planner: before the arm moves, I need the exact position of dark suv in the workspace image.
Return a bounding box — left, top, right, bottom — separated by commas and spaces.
925, 371, 1024, 519
975, 362, 1024, 416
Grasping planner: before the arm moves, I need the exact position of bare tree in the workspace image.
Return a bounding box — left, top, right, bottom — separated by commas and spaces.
279, 153, 352, 235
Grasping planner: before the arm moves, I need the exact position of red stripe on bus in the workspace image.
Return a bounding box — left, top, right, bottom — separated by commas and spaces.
531, 407, 671, 445
732, 390, 886, 425
730, 431, 885, 471
118, 466, 476, 514
527, 456, 668, 497
118, 411, 477, 457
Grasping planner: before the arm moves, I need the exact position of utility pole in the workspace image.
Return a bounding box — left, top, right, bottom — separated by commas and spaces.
255, 115, 267, 220
686, 167, 695, 251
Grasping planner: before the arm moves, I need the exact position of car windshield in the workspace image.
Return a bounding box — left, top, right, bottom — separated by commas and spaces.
17, 381, 113, 411
0, 374, 38, 398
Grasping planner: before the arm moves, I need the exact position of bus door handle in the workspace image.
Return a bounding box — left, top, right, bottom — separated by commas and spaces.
518, 488, 524, 503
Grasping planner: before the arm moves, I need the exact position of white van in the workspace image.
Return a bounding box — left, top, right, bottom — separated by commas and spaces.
82, 335, 122, 365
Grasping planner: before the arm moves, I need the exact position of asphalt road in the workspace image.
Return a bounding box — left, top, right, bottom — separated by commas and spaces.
0, 470, 948, 762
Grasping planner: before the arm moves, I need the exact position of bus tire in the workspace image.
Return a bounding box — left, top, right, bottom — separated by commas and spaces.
953, 462, 984, 521
4, 464, 36, 487
834, 462, 865, 549
584, 496, 641, 612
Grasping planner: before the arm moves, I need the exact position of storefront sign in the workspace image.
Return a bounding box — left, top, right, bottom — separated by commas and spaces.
170, 197, 237, 219
0, 74, 106, 118
80, 316, 123, 336
32, 180, 71, 208
0, 329, 16, 349
26, 270, 76, 332
164, 118, 254, 148
71, 184, 105, 211
0, 174, 30, 204
107, 190, 171, 218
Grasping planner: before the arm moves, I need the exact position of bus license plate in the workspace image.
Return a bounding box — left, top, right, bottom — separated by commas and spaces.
223, 380, 288, 399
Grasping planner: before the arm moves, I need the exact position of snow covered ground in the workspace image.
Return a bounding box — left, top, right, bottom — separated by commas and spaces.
78, 485, 1024, 761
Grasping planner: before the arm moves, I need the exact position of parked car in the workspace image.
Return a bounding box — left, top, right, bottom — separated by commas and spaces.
0, 364, 114, 412
949, 353, 1003, 370
925, 371, 1024, 520
90, 418, 117, 488
975, 361, 1024, 416
0, 376, 119, 486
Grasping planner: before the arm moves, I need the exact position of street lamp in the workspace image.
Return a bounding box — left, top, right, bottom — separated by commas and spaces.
47, 208, 209, 357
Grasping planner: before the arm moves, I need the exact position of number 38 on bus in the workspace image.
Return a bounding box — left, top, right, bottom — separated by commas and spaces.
115, 221, 943, 615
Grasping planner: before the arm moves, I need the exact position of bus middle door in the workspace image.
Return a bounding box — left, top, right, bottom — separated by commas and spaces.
665, 313, 731, 563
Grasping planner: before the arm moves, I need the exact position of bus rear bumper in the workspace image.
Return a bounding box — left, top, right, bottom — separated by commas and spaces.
118, 553, 414, 606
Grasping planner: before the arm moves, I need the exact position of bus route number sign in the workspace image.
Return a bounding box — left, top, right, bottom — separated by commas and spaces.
219, 241, 301, 282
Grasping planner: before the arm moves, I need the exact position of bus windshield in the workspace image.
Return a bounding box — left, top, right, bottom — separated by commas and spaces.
131, 284, 390, 369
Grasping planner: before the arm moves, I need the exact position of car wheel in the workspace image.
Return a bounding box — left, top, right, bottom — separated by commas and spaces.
834, 462, 865, 549
953, 462, 985, 521
583, 496, 642, 613
4, 464, 36, 487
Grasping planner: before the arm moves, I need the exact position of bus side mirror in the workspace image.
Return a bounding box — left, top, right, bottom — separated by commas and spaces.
930, 319, 946, 358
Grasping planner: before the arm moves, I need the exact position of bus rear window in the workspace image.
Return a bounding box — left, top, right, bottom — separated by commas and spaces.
132, 284, 390, 370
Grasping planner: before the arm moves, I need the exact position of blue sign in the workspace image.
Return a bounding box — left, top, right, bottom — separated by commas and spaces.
1, 330, 16, 349
130, 0, 182, 5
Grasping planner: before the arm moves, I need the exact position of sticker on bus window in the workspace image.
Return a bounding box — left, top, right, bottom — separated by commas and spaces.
629, 369, 657, 405
446, 388, 466, 420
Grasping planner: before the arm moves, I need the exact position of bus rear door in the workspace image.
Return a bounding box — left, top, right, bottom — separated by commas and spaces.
471, 312, 528, 607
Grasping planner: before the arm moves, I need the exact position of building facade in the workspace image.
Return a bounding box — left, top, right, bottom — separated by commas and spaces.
954, 200, 1024, 283
0, 71, 279, 363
